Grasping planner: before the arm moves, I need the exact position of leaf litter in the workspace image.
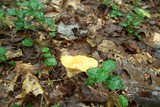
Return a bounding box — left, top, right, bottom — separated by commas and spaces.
0, 0, 160, 107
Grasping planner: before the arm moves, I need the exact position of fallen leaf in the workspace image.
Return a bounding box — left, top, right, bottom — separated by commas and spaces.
6, 49, 23, 60
16, 71, 44, 98
7, 63, 44, 98
57, 22, 79, 37
61, 55, 98, 77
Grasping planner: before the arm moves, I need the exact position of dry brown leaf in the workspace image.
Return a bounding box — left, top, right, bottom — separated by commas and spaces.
61, 55, 98, 77
16, 71, 44, 98
8, 63, 44, 98
6, 49, 23, 60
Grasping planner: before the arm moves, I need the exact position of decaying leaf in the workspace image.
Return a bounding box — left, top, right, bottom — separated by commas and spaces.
61, 55, 98, 77
57, 22, 79, 37
6, 49, 23, 60
8, 63, 44, 98
16, 71, 44, 98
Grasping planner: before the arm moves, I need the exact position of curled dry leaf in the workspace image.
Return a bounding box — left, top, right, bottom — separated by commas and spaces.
8, 63, 44, 99
61, 55, 98, 77
16, 71, 44, 98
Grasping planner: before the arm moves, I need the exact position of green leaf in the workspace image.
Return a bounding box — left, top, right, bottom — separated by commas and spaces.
30, 0, 38, 4
86, 67, 109, 85
21, 38, 33, 47
0, 47, 7, 62
0, 22, 5, 27
135, 33, 141, 40
112, 3, 117, 10
0, 9, 4, 19
121, 22, 129, 27
34, 11, 44, 21
102, 60, 116, 72
132, 7, 144, 20
119, 95, 129, 107
132, 20, 141, 27
8, 60, 16, 66
42, 47, 50, 53
110, 10, 118, 17
44, 57, 57, 66
133, 7, 143, 16
16, 8, 26, 19
11, 104, 20, 107
49, 32, 56, 37
23, 9, 31, 16
137, 8, 150, 18
30, 2, 38, 10
135, 14, 144, 21
38, 3, 45, 9
49, 26, 57, 31
44, 17, 54, 25
105, 75, 124, 90
26, 103, 33, 107
104, 0, 111, 7
17, 1, 29, 6
7, 8, 16, 16
126, 14, 134, 22
23, 21, 34, 30
0, 47, 7, 55
117, 12, 123, 16
0, 54, 7, 62
127, 27, 134, 34
14, 20, 24, 30
43, 52, 52, 58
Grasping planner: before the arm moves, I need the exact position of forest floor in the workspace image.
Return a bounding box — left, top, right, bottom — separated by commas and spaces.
0, 0, 160, 107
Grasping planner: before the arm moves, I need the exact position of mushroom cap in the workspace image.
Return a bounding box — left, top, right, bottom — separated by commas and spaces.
61, 55, 98, 77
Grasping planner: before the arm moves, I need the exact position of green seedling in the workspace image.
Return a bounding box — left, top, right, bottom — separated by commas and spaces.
120, 7, 146, 39
0, 47, 7, 62
21, 38, 33, 47
5, 0, 56, 37
86, 60, 127, 107
104, 0, 111, 7
0, 9, 5, 27
119, 95, 129, 107
86, 60, 123, 90
42, 47, 57, 66
7, 60, 16, 66
110, 3, 123, 18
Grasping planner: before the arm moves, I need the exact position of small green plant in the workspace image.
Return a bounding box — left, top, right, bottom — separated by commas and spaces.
121, 7, 145, 39
7, 60, 16, 66
0, 47, 7, 62
86, 60, 123, 90
42, 47, 57, 66
86, 60, 128, 107
6, 0, 56, 37
119, 95, 129, 107
110, 3, 123, 18
104, 0, 111, 7
0, 9, 5, 27
21, 38, 33, 47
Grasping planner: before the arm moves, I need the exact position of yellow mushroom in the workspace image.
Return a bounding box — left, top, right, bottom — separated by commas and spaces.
61, 55, 98, 77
